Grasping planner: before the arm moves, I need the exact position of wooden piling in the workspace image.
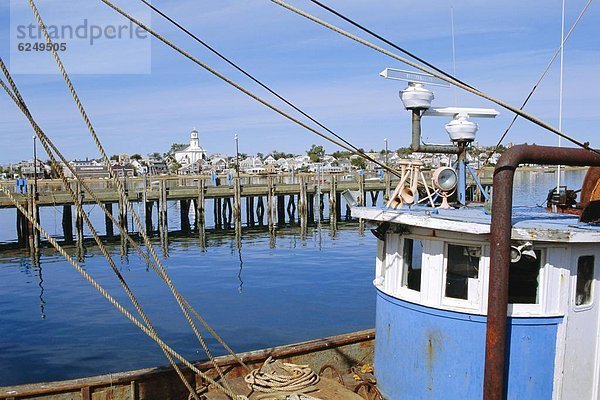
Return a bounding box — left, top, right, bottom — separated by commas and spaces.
63, 204, 74, 243
26, 192, 34, 250
75, 183, 84, 242
267, 177, 274, 227
248, 196, 255, 226
196, 179, 206, 230
144, 201, 153, 234
214, 198, 222, 229
159, 180, 168, 234
358, 174, 366, 206
256, 196, 265, 226
233, 177, 242, 237
75, 182, 85, 259
319, 193, 325, 221
329, 175, 337, 222
385, 170, 391, 201
299, 175, 308, 218
277, 195, 285, 226
180, 199, 191, 233
104, 203, 114, 237
31, 184, 40, 251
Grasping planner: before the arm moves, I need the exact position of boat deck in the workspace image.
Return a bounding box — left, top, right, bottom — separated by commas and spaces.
352, 205, 600, 242
204, 376, 365, 400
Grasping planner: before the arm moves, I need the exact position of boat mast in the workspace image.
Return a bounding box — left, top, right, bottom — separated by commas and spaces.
556, 0, 566, 196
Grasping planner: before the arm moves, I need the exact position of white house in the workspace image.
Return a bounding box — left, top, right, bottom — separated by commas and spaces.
174, 128, 207, 166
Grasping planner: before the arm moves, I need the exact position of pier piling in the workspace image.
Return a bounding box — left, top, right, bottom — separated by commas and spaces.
277, 195, 285, 226
62, 205, 74, 243
180, 199, 191, 233
256, 196, 265, 225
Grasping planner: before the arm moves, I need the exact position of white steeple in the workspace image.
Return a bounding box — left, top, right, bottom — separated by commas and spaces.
190, 128, 199, 148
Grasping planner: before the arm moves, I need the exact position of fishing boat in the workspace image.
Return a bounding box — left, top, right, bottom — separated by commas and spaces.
3, 66, 600, 400
3, 0, 600, 399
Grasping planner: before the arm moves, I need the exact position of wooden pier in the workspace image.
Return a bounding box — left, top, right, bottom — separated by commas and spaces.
0, 171, 492, 248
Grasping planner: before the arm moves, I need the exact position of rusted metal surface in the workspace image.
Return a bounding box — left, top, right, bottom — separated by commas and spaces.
0, 330, 374, 400
484, 145, 600, 400
318, 365, 345, 386
353, 381, 383, 400
581, 200, 600, 224
580, 167, 600, 206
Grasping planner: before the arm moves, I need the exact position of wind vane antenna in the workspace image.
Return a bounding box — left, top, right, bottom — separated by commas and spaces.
379, 68, 451, 87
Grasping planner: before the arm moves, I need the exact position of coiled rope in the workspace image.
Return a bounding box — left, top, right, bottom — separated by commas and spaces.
245, 357, 320, 396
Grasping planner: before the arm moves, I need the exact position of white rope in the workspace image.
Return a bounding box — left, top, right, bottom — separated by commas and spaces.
245, 357, 320, 394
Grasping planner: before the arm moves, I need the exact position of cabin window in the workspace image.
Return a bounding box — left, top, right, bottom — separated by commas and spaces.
576, 256, 595, 306
508, 250, 542, 304
402, 238, 422, 291
445, 244, 480, 300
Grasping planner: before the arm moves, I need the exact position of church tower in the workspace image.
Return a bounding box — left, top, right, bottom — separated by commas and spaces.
190, 128, 199, 148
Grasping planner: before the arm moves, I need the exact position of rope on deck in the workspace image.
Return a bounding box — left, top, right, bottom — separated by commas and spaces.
245, 357, 320, 398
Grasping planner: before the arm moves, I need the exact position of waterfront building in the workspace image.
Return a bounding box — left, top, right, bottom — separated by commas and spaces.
240, 156, 264, 173
112, 164, 135, 178
18, 159, 49, 179
263, 155, 277, 165
174, 128, 207, 167
67, 159, 110, 179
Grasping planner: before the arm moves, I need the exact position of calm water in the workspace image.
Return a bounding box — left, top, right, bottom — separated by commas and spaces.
0, 169, 588, 386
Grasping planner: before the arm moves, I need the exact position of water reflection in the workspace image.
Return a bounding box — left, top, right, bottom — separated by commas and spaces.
35, 262, 46, 319
237, 245, 244, 294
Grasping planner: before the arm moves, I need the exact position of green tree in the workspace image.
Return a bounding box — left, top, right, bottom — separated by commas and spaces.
351, 157, 367, 170
306, 144, 325, 162
396, 147, 412, 157
148, 152, 162, 160
168, 143, 187, 155
332, 150, 351, 159
169, 161, 182, 174
271, 150, 294, 159
110, 154, 119, 161
131, 153, 143, 161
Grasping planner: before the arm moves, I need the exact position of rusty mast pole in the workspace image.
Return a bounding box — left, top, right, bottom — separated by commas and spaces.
484, 144, 600, 400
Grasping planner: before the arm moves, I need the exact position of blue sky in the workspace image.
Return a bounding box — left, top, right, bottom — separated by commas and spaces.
0, 0, 599, 162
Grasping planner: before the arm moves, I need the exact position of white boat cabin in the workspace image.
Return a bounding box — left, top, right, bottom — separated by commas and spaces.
353, 205, 600, 399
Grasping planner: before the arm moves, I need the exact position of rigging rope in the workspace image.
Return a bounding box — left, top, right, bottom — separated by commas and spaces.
268, 0, 599, 156
25, 0, 239, 394
0, 60, 201, 400
97, 0, 402, 178
479, 0, 594, 168
307, 0, 475, 91
0, 187, 247, 400
137, 0, 393, 175
0, 57, 251, 373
